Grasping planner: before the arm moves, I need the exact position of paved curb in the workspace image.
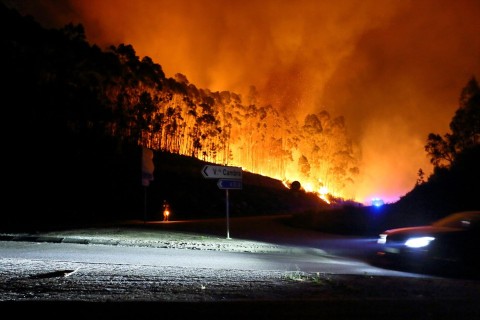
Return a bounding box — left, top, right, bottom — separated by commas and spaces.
0, 232, 327, 255
0, 235, 128, 246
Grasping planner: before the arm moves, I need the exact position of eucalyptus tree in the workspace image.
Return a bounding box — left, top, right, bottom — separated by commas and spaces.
108, 44, 166, 146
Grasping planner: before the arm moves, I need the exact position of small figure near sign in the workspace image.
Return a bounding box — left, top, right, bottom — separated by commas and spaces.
162, 200, 171, 221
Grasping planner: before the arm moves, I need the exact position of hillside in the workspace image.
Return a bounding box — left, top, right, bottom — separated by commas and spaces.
4, 134, 329, 232
146, 149, 330, 220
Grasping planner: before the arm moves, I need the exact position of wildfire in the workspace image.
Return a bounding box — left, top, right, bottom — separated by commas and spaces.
281, 179, 331, 204
318, 186, 330, 204
11, 0, 478, 205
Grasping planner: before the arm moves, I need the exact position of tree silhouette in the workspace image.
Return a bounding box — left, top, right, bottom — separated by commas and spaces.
450, 77, 480, 151
425, 77, 480, 168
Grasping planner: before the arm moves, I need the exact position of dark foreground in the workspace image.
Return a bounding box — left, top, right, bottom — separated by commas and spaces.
3, 299, 479, 320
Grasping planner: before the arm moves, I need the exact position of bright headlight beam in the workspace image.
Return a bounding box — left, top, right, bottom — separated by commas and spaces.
377, 234, 387, 244
404, 236, 435, 248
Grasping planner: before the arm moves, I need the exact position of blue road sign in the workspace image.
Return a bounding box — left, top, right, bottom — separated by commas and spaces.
217, 179, 243, 190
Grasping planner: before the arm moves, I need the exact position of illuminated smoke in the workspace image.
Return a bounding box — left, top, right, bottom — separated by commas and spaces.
9, 0, 480, 203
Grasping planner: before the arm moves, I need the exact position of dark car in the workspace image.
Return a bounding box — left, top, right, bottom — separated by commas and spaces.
376, 211, 480, 276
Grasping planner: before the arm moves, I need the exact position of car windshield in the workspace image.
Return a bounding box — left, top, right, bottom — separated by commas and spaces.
432, 211, 480, 229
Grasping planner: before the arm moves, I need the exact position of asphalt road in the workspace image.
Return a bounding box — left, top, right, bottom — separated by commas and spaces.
1, 215, 479, 319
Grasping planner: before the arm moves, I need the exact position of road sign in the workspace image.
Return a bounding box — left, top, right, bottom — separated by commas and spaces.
217, 179, 243, 190
201, 165, 242, 180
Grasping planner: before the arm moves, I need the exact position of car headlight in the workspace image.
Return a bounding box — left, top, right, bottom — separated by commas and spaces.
377, 234, 387, 244
404, 236, 435, 248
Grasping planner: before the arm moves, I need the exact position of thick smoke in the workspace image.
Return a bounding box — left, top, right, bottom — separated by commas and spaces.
8, 0, 480, 203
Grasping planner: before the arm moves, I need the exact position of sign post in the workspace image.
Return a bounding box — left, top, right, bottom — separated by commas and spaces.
226, 189, 230, 239
142, 148, 155, 224
202, 165, 242, 239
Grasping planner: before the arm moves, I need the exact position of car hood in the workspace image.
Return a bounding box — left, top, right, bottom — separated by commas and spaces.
382, 225, 460, 237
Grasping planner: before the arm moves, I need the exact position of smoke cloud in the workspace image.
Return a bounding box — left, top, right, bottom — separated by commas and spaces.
9, 0, 480, 203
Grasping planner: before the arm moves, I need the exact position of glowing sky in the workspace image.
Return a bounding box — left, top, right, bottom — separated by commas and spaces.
8, 0, 480, 204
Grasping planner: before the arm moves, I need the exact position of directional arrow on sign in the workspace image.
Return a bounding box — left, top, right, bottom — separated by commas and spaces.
201, 165, 242, 179
217, 179, 243, 190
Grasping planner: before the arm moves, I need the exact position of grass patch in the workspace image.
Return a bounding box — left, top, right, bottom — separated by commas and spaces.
284, 268, 334, 286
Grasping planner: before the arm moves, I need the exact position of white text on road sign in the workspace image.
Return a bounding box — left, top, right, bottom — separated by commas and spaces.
202, 165, 242, 179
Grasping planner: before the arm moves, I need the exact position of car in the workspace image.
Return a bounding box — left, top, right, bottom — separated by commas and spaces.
375, 211, 480, 276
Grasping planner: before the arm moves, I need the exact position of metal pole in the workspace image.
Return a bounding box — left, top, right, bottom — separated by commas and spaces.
226, 189, 230, 239
143, 186, 147, 224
